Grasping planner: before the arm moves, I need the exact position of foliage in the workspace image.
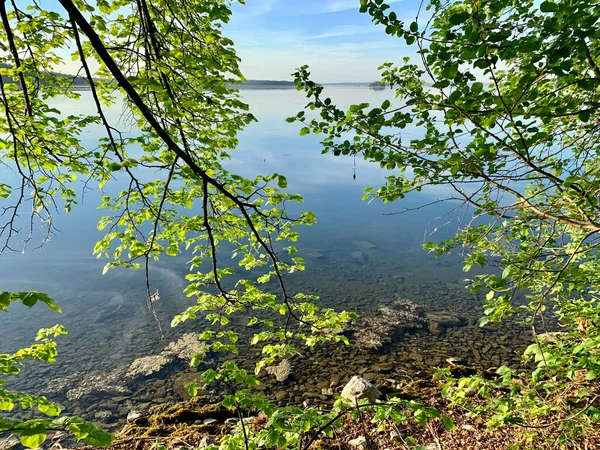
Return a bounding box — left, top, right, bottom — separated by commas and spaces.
0, 0, 358, 448
0, 294, 112, 448
292, 0, 600, 444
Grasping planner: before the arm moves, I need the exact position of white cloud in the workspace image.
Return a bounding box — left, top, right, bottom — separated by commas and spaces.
305, 25, 378, 39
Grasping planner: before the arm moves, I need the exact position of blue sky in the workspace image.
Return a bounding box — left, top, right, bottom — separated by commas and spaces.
38, 0, 417, 83
225, 0, 417, 82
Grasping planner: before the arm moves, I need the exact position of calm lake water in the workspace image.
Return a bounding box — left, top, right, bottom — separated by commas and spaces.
0, 86, 530, 425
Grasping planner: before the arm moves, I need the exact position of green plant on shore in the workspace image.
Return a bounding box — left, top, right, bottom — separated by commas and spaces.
292, 0, 600, 446
0, 291, 112, 447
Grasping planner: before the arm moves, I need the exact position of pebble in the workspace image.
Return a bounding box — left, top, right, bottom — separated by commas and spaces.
348, 435, 367, 449
203, 418, 219, 425
94, 410, 112, 420
390, 430, 405, 442
126, 410, 143, 423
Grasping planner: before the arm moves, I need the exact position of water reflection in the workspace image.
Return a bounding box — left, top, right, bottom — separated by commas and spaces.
0, 87, 528, 426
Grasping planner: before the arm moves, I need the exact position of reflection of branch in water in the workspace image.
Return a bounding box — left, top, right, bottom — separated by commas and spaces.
383, 197, 462, 216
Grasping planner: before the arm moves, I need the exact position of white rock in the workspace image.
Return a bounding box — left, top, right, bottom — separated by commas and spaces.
390, 430, 405, 442
341, 376, 382, 402
126, 410, 143, 422
348, 435, 367, 449
461, 424, 477, 432
203, 418, 219, 425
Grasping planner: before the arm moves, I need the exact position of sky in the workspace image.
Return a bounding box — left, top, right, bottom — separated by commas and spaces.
33, 0, 419, 83
225, 0, 418, 82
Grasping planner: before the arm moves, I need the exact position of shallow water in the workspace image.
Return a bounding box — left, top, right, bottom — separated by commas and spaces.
0, 86, 530, 426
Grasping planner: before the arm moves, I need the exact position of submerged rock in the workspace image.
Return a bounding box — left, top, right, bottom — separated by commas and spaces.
265, 359, 293, 382
171, 371, 204, 400
353, 240, 376, 250
49, 333, 206, 402
126, 355, 173, 378
341, 376, 382, 403
49, 365, 132, 400
163, 333, 206, 361
425, 312, 467, 334
345, 299, 428, 350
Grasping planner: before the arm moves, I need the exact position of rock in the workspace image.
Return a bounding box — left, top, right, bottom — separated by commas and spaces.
163, 333, 206, 361
363, 372, 377, 381
0, 435, 19, 450
353, 240, 376, 250
225, 418, 239, 426
198, 436, 217, 449
330, 374, 341, 387
461, 424, 477, 432
171, 371, 203, 400
274, 391, 287, 402
94, 410, 112, 420
341, 376, 382, 403
348, 435, 367, 449
373, 362, 394, 373
390, 430, 405, 442
264, 359, 292, 382
126, 410, 144, 423
425, 312, 467, 334
321, 388, 334, 396
351, 251, 366, 261
445, 357, 464, 367
299, 248, 327, 260
60, 366, 132, 400
345, 299, 428, 350
126, 354, 173, 378
316, 380, 330, 390
203, 418, 219, 425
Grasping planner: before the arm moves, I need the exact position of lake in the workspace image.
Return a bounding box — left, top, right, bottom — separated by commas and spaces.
0, 85, 530, 426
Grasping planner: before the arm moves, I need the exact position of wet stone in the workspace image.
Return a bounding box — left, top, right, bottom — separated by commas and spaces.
0, 435, 19, 450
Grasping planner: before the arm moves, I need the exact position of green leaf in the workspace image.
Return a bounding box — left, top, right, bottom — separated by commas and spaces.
540, 1, 557, 12
579, 111, 591, 122
442, 415, 456, 431
18, 425, 47, 449
449, 11, 470, 25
